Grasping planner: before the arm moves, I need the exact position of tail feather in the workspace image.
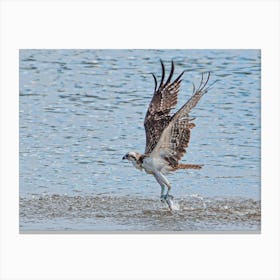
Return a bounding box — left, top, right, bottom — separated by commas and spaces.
177, 163, 203, 170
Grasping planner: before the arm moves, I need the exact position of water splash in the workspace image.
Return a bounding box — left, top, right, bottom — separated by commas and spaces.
20, 194, 261, 231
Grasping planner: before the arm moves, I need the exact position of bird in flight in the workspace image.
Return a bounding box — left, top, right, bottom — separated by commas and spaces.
122, 60, 215, 210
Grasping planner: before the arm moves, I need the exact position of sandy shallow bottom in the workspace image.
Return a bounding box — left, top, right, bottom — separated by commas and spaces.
20, 194, 261, 232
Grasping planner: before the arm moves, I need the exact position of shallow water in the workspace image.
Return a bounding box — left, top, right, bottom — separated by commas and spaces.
19, 49, 261, 232
20, 194, 260, 232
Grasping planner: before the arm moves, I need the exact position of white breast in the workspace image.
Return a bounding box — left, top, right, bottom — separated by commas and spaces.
142, 156, 165, 174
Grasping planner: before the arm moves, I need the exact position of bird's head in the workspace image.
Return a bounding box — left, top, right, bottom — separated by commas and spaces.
122, 151, 139, 161
122, 152, 143, 170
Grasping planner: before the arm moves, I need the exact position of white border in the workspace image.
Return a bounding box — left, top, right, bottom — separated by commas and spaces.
1, 1, 279, 279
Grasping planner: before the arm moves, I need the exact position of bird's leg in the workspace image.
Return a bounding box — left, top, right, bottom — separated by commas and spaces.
162, 183, 174, 211
160, 185, 166, 202
153, 174, 166, 202
154, 172, 174, 210
165, 185, 173, 200
157, 172, 173, 199
159, 174, 174, 211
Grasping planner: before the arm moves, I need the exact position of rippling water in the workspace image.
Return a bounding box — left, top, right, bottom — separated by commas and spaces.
19, 49, 261, 232
20, 194, 260, 231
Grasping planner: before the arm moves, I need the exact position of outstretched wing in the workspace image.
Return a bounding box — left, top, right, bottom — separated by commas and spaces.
150, 72, 213, 169
144, 60, 185, 154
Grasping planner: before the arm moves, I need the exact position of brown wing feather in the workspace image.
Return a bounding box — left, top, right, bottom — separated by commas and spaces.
144, 61, 185, 154
150, 72, 212, 168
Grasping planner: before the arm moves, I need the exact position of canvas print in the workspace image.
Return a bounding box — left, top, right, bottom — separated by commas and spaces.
19, 49, 261, 232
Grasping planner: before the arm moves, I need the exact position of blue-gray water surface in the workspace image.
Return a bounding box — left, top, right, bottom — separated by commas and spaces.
19, 49, 261, 232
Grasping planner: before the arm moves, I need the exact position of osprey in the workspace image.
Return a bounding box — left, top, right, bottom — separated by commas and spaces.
122, 60, 214, 210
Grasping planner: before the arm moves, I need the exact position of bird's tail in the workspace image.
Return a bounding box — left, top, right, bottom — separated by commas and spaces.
177, 163, 203, 170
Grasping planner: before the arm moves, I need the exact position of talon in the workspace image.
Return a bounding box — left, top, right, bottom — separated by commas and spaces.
165, 194, 174, 200
160, 194, 174, 201
165, 197, 174, 211
160, 194, 174, 211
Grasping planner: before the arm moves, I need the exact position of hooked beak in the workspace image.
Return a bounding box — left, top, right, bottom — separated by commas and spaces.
122, 154, 127, 160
